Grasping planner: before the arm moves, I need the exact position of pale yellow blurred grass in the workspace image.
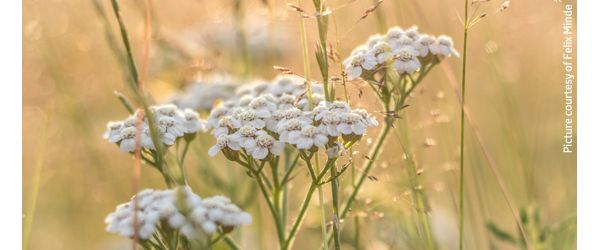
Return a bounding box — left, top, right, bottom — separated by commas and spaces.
23, 0, 576, 249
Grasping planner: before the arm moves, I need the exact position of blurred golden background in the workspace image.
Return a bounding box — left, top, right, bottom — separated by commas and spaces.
23, 0, 576, 249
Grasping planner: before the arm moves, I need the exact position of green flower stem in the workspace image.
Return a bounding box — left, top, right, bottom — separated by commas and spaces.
459, 0, 469, 248
396, 122, 435, 250
249, 159, 286, 247
281, 151, 300, 231
224, 236, 241, 250
284, 158, 336, 250
298, 8, 314, 106
330, 165, 341, 250
177, 140, 191, 184
314, 154, 330, 250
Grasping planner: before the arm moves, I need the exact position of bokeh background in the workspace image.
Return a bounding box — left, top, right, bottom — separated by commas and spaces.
23, 0, 576, 249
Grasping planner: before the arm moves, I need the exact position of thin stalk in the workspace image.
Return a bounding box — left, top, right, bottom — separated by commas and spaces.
312, 0, 331, 101
330, 166, 341, 250
251, 159, 285, 247
298, 3, 314, 106
459, 0, 469, 248
373, 0, 387, 33
285, 184, 318, 250
397, 121, 435, 250
23, 111, 49, 250
315, 155, 330, 250
110, 0, 140, 92
285, 158, 336, 250
224, 236, 242, 250
281, 150, 300, 231
353, 216, 360, 249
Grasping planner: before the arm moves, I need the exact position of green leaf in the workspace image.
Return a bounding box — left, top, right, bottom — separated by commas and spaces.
486, 221, 518, 245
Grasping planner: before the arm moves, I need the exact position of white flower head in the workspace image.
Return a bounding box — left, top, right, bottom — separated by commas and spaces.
369, 41, 393, 64
277, 118, 306, 143
352, 109, 379, 127
243, 131, 284, 160
414, 34, 437, 57
386, 27, 405, 42
432, 35, 460, 57
208, 134, 242, 157
182, 109, 206, 134
119, 127, 138, 152
104, 121, 124, 143
343, 53, 378, 80
158, 116, 184, 145
338, 113, 368, 136
288, 125, 329, 150
390, 36, 416, 51
207, 106, 232, 129
249, 95, 278, 116
404, 25, 421, 40
229, 125, 258, 147
366, 34, 384, 49
319, 112, 342, 137
235, 109, 267, 129
266, 110, 286, 131
278, 107, 312, 129
277, 94, 297, 110
213, 116, 242, 137
393, 46, 421, 74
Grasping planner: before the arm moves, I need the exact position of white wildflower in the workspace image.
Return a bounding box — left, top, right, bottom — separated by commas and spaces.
119, 127, 138, 153
182, 109, 205, 134
212, 116, 242, 137
235, 109, 267, 129
338, 113, 369, 136
393, 47, 421, 74
414, 34, 437, 57
242, 131, 284, 160
104, 121, 124, 143
288, 125, 329, 150
432, 35, 460, 57
208, 134, 242, 157
343, 52, 378, 80
229, 125, 258, 148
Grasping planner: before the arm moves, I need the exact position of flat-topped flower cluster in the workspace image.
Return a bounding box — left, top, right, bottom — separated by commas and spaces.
105, 187, 251, 240
104, 104, 206, 153
343, 26, 459, 80
206, 75, 378, 160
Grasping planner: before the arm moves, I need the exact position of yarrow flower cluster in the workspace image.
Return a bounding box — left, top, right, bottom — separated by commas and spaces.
205, 75, 378, 161
105, 187, 251, 240
103, 104, 206, 153
343, 26, 459, 80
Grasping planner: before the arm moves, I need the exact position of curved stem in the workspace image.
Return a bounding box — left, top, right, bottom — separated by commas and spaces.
224, 236, 241, 250
315, 154, 330, 250
251, 159, 285, 247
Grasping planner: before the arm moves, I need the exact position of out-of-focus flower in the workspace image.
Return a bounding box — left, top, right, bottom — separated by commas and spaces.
105, 187, 251, 240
